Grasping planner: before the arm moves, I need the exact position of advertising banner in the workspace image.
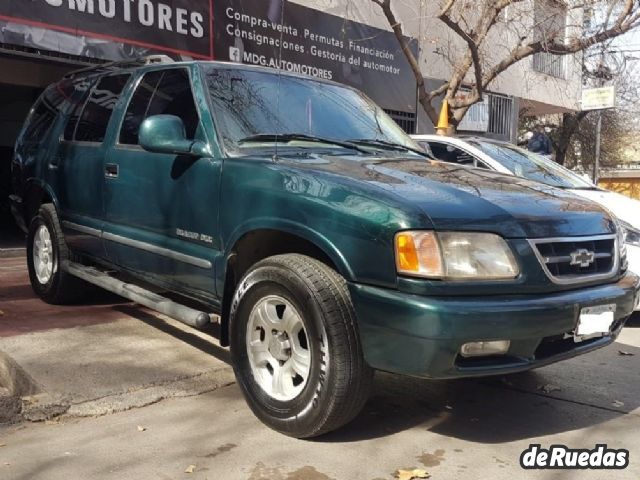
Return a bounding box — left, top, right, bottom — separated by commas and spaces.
0, 0, 418, 112
0, 0, 213, 59
213, 0, 418, 112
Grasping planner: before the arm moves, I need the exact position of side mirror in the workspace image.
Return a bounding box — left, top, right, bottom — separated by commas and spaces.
139, 115, 209, 157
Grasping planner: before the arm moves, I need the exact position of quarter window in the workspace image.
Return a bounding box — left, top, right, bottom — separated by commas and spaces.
119, 69, 199, 145
23, 86, 66, 143
75, 74, 130, 143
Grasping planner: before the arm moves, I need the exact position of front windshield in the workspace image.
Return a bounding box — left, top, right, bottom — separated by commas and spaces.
469, 140, 595, 189
201, 65, 420, 155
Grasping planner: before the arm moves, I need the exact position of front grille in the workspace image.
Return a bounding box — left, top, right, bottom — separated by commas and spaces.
529, 235, 618, 285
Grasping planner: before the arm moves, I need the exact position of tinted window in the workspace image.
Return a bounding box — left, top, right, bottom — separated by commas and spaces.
23, 86, 66, 143
119, 71, 163, 145
119, 69, 198, 145
429, 142, 476, 166
75, 74, 130, 143
62, 78, 96, 141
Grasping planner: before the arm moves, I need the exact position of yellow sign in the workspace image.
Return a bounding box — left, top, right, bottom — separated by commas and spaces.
581, 86, 615, 111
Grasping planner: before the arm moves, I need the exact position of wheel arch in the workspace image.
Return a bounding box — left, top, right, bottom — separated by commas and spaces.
218, 221, 354, 346
23, 179, 59, 227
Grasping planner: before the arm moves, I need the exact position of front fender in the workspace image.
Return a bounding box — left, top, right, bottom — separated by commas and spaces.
222, 217, 355, 281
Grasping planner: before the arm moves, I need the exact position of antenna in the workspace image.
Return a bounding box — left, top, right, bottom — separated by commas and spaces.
273, 0, 287, 162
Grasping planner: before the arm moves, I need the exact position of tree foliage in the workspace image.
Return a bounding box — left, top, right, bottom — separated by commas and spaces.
371, 0, 640, 129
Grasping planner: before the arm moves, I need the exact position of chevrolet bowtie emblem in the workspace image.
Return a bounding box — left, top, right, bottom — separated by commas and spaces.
569, 248, 595, 268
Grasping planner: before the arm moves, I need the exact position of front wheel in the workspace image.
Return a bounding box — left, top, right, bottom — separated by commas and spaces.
230, 254, 373, 438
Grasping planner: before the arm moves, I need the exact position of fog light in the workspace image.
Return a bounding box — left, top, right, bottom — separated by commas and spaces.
460, 340, 510, 357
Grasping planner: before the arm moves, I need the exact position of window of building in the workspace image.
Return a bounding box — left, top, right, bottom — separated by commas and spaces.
119, 69, 199, 145
532, 0, 568, 78
74, 74, 130, 143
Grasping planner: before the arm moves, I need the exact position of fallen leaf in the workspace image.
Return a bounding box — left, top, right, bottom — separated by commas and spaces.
137, 425, 146, 432
184, 465, 197, 474
0, 443, 6, 448
538, 384, 561, 394
612, 400, 625, 408
395, 469, 430, 480
618, 350, 635, 356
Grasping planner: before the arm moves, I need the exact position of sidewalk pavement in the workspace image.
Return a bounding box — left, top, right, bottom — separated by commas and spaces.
0, 256, 234, 421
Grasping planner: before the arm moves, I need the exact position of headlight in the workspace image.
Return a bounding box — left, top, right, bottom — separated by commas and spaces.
620, 220, 640, 247
394, 231, 519, 280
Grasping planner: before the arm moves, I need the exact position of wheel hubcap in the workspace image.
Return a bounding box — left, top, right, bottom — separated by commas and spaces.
246, 295, 311, 401
33, 224, 54, 284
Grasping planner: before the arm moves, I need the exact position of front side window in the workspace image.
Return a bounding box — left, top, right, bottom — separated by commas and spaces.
119, 69, 199, 145
201, 66, 419, 155
75, 74, 130, 143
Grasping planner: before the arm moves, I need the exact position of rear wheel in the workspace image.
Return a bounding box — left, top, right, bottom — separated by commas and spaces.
230, 254, 373, 438
27, 204, 86, 304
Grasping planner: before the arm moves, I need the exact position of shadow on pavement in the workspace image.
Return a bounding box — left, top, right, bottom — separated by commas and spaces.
114, 304, 231, 364
320, 337, 640, 444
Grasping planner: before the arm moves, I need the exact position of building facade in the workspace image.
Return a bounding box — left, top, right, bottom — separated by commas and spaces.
0, 0, 583, 169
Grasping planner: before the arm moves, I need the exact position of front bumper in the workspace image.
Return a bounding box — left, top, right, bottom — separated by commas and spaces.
626, 244, 640, 310
349, 273, 640, 379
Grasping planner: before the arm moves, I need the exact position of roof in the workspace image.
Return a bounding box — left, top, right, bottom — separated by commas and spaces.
62, 55, 346, 88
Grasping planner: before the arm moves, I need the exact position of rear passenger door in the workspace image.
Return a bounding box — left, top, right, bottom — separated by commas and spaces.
58, 74, 130, 258
103, 67, 222, 300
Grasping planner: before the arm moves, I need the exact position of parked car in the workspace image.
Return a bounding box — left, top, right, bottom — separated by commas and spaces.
11, 58, 639, 438
412, 133, 640, 306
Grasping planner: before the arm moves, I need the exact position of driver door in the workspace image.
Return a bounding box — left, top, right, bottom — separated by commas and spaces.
103, 67, 222, 299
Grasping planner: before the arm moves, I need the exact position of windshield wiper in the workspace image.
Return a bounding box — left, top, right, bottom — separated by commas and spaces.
237, 133, 368, 154
346, 138, 431, 158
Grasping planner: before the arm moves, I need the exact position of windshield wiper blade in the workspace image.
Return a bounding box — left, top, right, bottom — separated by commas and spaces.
237, 133, 368, 153
346, 138, 431, 157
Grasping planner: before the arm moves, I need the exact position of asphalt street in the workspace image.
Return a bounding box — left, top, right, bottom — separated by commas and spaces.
1, 255, 639, 479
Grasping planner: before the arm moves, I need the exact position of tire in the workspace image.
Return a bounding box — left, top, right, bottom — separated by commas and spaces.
26, 204, 86, 304
230, 254, 373, 438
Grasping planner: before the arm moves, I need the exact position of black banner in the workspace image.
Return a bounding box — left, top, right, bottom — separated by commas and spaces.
0, 0, 418, 112
0, 0, 212, 58
213, 0, 418, 112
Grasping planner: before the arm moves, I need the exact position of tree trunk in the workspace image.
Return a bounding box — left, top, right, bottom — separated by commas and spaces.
552, 111, 589, 165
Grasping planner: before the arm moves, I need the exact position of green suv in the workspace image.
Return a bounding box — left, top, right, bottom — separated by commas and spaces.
10, 57, 639, 438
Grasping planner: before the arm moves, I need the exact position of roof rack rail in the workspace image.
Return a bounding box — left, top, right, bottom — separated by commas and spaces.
63, 55, 174, 80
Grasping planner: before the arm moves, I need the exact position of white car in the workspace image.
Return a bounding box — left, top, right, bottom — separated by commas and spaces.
411, 134, 640, 301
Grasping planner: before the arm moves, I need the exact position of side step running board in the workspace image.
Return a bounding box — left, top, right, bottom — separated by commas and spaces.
64, 261, 217, 329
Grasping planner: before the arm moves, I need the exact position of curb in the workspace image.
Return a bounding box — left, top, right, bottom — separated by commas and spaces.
0, 351, 41, 424
14, 367, 236, 423
0, 247, 25, 259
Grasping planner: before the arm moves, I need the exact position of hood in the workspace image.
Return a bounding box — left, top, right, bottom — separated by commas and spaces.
274, 153, 616, 239
570, 188, 640, 229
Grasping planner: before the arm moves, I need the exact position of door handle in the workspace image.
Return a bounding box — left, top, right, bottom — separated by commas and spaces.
105, 163, 119, 178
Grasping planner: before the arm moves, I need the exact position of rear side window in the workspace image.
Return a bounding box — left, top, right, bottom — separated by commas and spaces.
119, 68, 199, 145
75, 74, 130, 143
429, 142, 476, 167
22, 86, 66, 143
62, 78, 96, 141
